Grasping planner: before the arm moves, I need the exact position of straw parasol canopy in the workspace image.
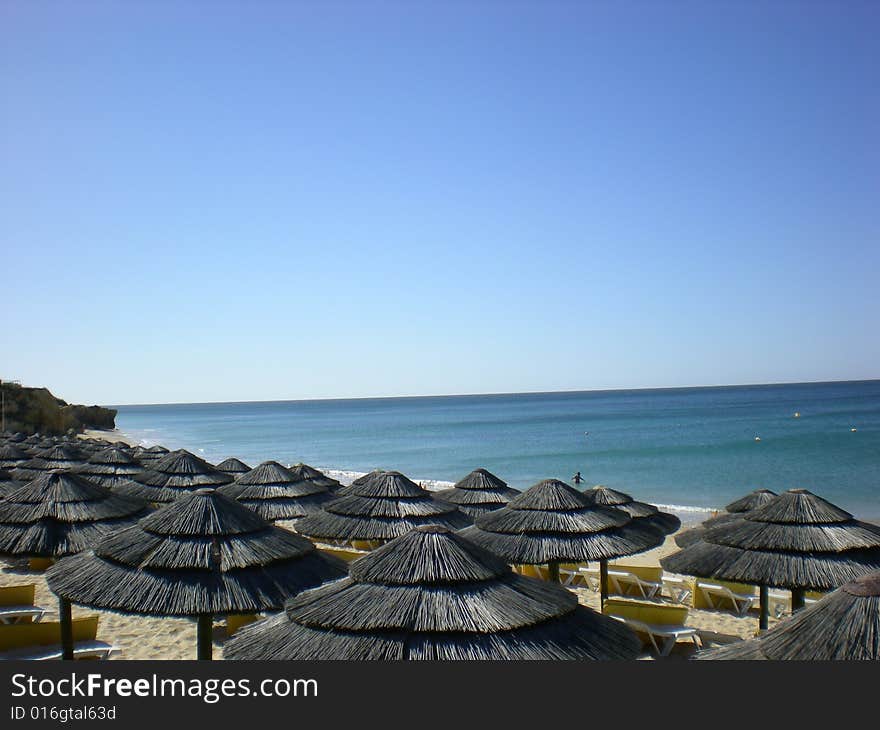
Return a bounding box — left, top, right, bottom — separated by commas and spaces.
661, 489, 880, 624
675, 489, 777, 548
295, 470, 472, 547
585, 485, 681, 535
215, 457, 252, 477
124, 450, 233, 502
286, 463, 341, 492
699, 570, 880, 660
218, 461, 336, 523
132, 444, 170, 467
461, 479, 665, 585
0, 469, 23, 497
0, 444, 27, 469
435, 468, 521, 518
46, 488, 349, 659
12, 445, 88, 481
74, 448, 144, 489
224, 525, 641, 660
0, 471, 148, 560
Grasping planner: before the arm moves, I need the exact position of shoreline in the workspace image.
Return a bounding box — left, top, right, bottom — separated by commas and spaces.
79, 428, 139, 447
86, 427, 716, 526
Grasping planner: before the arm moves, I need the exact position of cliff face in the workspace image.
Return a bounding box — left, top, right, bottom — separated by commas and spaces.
0, 382, 117, 435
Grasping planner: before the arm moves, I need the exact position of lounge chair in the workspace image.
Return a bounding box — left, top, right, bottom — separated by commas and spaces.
767, 589, 790, 618
0, 585, 47, 625
558, 563, 591, 586
693, 580, 756, 616
603, 598, 701, 657
661, 575, 694, 604
0, 616, 116, 660
315, 544, 370, 562
606, 564, 663, 599
225, 613, 259, 635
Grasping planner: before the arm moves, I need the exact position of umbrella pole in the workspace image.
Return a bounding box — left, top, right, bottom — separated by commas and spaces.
547, 561, 560, 583
790, 588, 806, 612
59, 596, 74, 661
599, 559, 609, 611
759, 585, 768, 631
197, 614, 213, 660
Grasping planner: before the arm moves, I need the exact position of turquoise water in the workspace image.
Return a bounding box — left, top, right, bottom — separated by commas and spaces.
115, 381, 880, 520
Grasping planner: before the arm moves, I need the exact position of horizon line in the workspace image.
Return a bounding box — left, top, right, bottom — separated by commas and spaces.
107, 377, 880, 409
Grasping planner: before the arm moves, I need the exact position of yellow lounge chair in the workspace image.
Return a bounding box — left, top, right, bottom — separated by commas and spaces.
661, 575, 695, 604
226, 614, 259, 635
693, 580, 756, 616
316, 544, 371, 562
0, 585, 47, 625
603, 598, 701, 657
0, 616, 116, 660
606, 564, 663, 599
558, 563, 590, 586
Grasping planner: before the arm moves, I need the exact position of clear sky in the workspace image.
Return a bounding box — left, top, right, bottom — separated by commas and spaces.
2, 1, 878, 406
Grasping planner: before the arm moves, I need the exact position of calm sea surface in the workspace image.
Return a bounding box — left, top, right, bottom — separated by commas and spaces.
115, 381, 880, 521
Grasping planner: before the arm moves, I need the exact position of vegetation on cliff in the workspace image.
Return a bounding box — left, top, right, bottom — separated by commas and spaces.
0, 381, 116, 435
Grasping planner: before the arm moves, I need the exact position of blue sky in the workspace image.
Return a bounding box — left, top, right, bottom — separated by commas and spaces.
2, 1, 878, 405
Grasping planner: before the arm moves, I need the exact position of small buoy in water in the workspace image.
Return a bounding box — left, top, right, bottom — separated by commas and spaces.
754, 436, 761, 442
794, 412, 800, 418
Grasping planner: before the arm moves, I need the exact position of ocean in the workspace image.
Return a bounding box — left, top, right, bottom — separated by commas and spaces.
114, 380, 880, 522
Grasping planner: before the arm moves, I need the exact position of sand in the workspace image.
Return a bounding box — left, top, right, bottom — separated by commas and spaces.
79, 428, 139, 447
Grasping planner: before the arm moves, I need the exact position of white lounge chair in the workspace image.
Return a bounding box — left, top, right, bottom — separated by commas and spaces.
0, 616, 116, 661
0, 584, 46, 625
604, 598, 701, 657
695, 581, 756, 616
0, 606, 46, 625
0, 640, 117, 661
767, 590, 789, 618
607, 566, 663, 599
661, 575, 693, 604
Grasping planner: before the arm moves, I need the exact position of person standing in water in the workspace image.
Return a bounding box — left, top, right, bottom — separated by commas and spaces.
572, 471, 584, 485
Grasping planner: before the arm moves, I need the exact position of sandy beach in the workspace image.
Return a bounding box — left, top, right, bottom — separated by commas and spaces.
79, 428, 139, 447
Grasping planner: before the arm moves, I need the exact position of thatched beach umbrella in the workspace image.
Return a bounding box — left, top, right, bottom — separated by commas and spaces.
0, 444, 27, 469
216, 457, 252, 477
586, 485, 681, 535
287, 463, 341, 492
224, 525, 641, 660
218, 461, 336, 524
12, 445, 88, 481
675, 489, 777, 548
296, 470, 472, 548
0, 471, 148, 562
461, 479, 665, 599
46, 489, 348, 659
0, 469, 22, 497
74, 448, 144, 489
583, 485, 680, 602
132, 444, 170, 467
0, 471, 148, 659
699, 570, 880, 660
661, 489, 880, 629
435, 468, 521, 518
124, 450, 233, 502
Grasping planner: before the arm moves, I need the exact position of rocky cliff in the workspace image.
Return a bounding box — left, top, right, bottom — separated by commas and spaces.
0, 382, 117, 435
